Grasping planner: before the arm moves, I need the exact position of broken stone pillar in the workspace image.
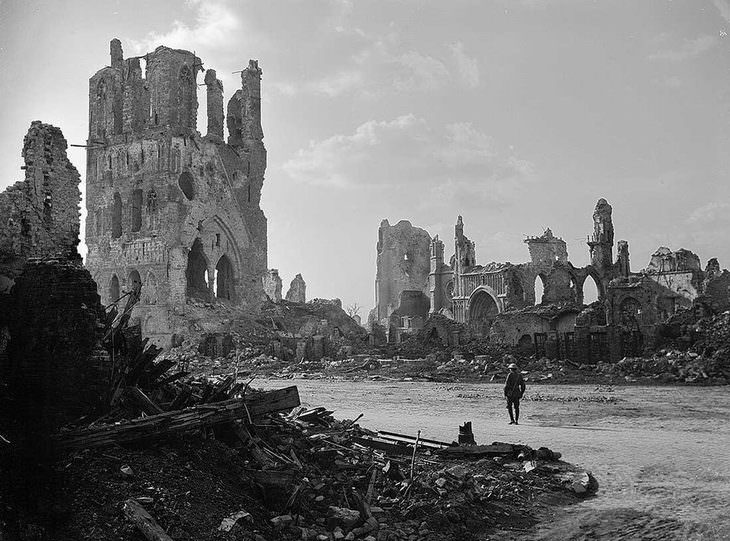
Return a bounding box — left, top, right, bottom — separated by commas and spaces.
263, 269, 283, 302
588, 198, 614, 276
705, 258, 721, 279
110, 38, 123, 70
204, 69, 224, 141
616, 240, 630, 277
286, 274, 306, 303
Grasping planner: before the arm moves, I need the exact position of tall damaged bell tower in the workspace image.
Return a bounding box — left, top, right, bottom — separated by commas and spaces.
84, 39, 268, 346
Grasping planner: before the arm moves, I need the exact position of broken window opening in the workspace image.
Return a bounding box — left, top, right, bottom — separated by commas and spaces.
111, 192, 123, 238
108, 155, 112, 169
178, 171, 195, 200
109, 274, 120, 303
247, 184, 251, 203
131, 189, 143, 232
215, 233, 220, 247
186, 238, 210, 301
583, 275, 600, 305
178, 65, 194, 129
43, 195, 52, 224
215, 254, 235, 301
127, 270, 142, 300
534, 275, 546, 305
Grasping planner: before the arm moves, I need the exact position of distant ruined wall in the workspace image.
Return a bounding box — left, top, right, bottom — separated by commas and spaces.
371, 219, 431, 325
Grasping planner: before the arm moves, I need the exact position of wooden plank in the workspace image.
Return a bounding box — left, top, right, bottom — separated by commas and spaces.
56, 386, 300, 450
352, 436, 411, 456
123, 499, 173, 541
435, 443, 515, 458
124, 386, 164, 415
377, 430, 451, 449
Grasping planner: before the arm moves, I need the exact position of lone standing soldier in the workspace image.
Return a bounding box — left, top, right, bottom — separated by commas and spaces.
504, 362, 526, 425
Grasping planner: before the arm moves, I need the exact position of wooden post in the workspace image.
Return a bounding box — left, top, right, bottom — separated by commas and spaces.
410, 430, 421, 479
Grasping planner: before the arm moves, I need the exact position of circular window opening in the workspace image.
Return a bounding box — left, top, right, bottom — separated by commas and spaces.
178, 172, 195, 200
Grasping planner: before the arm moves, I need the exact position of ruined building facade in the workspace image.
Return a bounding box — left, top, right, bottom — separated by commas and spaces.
0, 122, 82, 294
371, 199, 730, 361
84, 39, 268, 345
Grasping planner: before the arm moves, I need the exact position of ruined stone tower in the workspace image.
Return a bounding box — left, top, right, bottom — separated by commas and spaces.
587, 198, 614, 274
84, 39, 268, 345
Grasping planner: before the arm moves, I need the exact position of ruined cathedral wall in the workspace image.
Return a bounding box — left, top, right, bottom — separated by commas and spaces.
85, 41, 268, 346
372, 219, 432, 323
0, 122, 81, 291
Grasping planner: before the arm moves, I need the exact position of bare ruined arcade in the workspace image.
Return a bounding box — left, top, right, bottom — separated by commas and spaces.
84, 39, 268, 345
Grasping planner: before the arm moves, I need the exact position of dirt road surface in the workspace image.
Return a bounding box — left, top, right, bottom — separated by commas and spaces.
257, 378, 730, 540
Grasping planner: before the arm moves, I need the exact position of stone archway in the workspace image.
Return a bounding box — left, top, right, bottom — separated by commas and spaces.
468, 289, 500, 337
215, 254, 235, 301
186, 238, 210, 300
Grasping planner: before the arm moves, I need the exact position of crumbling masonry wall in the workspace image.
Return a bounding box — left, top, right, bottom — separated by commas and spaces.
0, 122, 81, 294
370, 219, 431, 329
84, 40, 268, 346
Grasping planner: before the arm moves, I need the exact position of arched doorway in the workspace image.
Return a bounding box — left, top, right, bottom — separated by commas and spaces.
583, 274, 600, 304
128, 269, 142, 301
186, 238, 210, 300
215, 255, 235, 301
534, 274, 546, 305
109, 274, 120, 304
469, 290, 499, 336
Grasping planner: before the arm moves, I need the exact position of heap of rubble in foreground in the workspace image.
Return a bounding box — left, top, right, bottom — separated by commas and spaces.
0, 270, 596, 541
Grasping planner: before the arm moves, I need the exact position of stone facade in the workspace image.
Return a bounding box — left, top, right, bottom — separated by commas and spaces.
84, 39, 268, 346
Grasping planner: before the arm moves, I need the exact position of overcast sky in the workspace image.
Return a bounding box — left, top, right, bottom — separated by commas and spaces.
1, 0, 729, 314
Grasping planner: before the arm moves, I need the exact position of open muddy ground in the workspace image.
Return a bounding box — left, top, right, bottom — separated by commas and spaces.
255, 379, 730, 540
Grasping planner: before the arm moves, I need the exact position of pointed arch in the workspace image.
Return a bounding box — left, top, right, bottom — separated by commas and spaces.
215, 254, 235, 301
467, 286, 501, 337
109, 274, 120, 304
583, 272, 601, 305
534, 274, 546, 305
186, 238, 210, 300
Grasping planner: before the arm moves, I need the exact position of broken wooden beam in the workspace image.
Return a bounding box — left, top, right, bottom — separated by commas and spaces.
55, 386, 300, 450
377, 430, 452, 450
123, 499, 173, 541
123, 386, 164, 415
435, 442, 515, 458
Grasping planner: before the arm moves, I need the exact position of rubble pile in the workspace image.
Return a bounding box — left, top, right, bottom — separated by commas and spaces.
19, 399, 597, 541
1, 288, 598, 540
596, 350, 729, 384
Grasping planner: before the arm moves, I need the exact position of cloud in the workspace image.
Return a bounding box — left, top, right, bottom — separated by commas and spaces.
648, 34, 719, 61
449, 42, 480, 89
686, 201, 730, 225
128, 0, 244, 54
713, 0, 730, 24
283, 115, 536, 205
273, 26, 477, 98
273, 70, 364, 98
